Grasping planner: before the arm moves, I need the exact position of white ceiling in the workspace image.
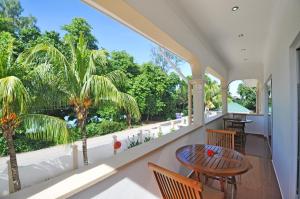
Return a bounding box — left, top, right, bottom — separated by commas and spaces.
173, 0, 276, 70
123, 0, 278, 80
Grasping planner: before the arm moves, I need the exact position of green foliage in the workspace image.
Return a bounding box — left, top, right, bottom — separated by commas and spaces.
97, 103, 120, 121
204, 74, 222, 110
144, 135, 153, 142
86, 120, 126, 137
127, 135, 141, 149
62, 18, 98, 50
0, 1, 192, 155
109, 51, 140, 78
234, 83, 256, 111
129, 62, 168, 120
0, 132, 56, 156
69, 121, 127, 141
0, 0, 37, 34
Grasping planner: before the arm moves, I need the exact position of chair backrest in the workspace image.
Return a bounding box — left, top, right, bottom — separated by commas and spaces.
233, 113, 246, 121
206, 129, 235, 149
148, 162, 203, 199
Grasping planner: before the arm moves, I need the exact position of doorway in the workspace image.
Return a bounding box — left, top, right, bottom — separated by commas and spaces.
297, 47, 300, 195
265, 76, 273, 152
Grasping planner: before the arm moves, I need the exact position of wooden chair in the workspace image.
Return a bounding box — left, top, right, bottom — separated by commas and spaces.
206, 129, 238, 192
206, 129, 235, 149
148, 162, 223, 199
233, 113, 246, 121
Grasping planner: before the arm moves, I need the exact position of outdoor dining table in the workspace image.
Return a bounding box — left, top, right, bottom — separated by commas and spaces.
223, 118, 253, 131
176, 144, 252, 198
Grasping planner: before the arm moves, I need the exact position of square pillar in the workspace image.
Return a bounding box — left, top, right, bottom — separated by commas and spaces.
190, 79, 204, 125
221, 80, 228, 114
188, 82, 193, 125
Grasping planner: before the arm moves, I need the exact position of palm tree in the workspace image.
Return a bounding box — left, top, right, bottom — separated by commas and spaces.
204, 75, 221, 110
0, 32, 69, 192
25, 34, 140, 165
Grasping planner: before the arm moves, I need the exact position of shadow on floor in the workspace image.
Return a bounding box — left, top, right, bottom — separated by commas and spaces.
192, 134, 281, 199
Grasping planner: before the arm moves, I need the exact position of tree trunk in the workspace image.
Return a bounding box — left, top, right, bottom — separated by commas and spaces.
126, 113, 132, 129
80, 121, 88, 165
6, 132, 21, 192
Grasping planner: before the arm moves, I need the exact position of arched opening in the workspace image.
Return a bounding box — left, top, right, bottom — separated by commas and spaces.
204, 71, 222, 121
228, 79, 259, 113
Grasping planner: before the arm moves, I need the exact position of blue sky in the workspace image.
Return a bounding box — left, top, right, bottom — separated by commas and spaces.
20, 0, 240, 96
20, 0, 193, 75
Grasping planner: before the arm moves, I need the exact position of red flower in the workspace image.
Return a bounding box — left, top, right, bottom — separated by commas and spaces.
114, 141, 122, 149
207, 149, 215, 157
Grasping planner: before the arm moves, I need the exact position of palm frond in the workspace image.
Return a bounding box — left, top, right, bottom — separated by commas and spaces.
0, 76, 29, 114
22, 114, 70, 144
91, 50, 107, 66
64, 36, 77, 73
21, 44, 70, 78
81, 75, 119, 105
116, 92, 141, 120
105, 70, 127, 87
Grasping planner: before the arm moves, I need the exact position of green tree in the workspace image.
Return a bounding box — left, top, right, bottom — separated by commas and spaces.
62, 18, 98, 50
161, 72, 181, 119
174, 78, 189, 115
235, 83, 256, 111
0, 0, 36, 33
25, 34, 140, 165
204, 74, 221, 110
0, 32, 69, 192
129, 62, 168, 120
109, 51, 140, 78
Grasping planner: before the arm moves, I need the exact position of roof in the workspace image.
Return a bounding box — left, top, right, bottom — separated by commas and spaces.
228, 102, 251, 113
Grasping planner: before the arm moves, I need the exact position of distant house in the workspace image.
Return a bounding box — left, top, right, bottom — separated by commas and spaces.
228, 102, 251, 114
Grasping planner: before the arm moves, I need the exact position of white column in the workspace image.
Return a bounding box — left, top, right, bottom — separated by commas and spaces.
190, 79, 204, 125
221, 80, 228, 114
188, 82, 192, 125
256, 81, 263, 114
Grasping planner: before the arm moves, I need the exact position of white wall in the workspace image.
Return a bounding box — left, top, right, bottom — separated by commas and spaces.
71, 117, 224, 199
0, 120, 184, 197
245, 115, 265, 136
263, 1, 300, 198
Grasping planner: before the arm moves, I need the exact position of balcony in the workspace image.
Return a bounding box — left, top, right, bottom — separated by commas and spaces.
2, 114, 281, 199
1, 0, 299, 198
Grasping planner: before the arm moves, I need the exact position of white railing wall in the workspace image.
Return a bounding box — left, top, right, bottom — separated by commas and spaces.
0, 118, 187, 197
70, 116, 224, 199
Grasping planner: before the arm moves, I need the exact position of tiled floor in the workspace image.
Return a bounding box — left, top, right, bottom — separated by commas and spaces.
192, 134, 282, 199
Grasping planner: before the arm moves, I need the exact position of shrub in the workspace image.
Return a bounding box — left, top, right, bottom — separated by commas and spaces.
0, 121, 127, 156
86, 120, 127, 137
0, 133, 55, 156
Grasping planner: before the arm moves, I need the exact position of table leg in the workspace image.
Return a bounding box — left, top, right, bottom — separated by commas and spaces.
220, 177, 225, 192
231, 182, 235, 199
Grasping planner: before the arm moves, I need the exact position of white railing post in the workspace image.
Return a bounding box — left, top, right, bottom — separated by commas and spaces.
113, 135, 117, 155
158, 125, 163, 137
72, 145, 78, 170
7, 160, 14, 193
138, 130, 143, 143
171, 121, 175, 132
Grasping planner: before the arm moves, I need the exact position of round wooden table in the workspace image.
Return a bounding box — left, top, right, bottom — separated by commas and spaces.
176, 144, 251, 177
176, 144, 252, 198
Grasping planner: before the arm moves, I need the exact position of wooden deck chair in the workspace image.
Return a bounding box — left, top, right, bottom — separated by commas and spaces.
206, 129, 235, 149
148, 162, 223, 199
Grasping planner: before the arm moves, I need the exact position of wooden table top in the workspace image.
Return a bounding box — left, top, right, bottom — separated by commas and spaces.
176, 144, 252, 176
223, 118, 253, 124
